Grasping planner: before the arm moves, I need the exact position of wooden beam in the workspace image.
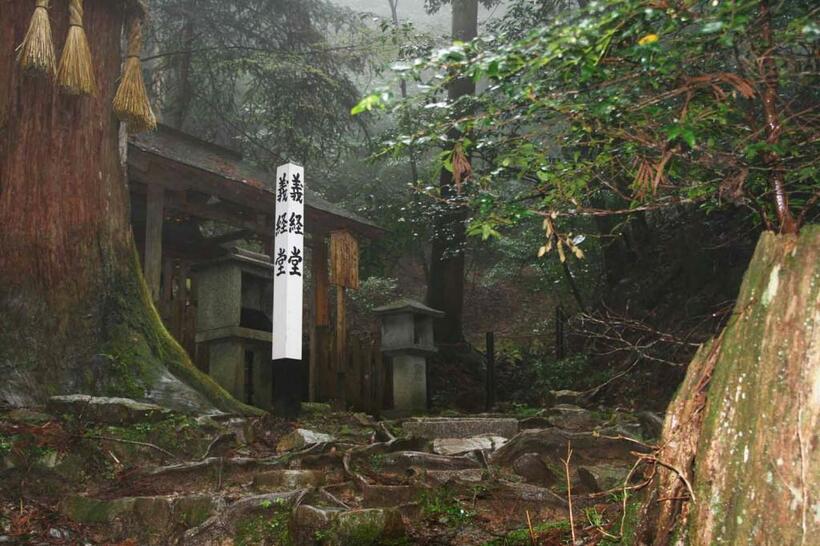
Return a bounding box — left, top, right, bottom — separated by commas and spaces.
163, 194, 271, 239
145, 185, 165, 302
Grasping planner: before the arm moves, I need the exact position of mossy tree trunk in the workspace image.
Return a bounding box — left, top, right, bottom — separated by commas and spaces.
634, 226, 819, 545
0, 0, 259, 415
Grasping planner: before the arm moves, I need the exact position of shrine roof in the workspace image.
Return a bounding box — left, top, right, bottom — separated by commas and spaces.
128, 125, 384, 239
373, 299, 445, 317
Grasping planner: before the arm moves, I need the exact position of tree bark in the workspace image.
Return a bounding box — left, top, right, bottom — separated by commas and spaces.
0, 0, 258, 415
634, 226, 819, 544
426, 0, 477, 343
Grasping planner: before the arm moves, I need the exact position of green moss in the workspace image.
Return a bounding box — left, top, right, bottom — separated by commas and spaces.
61, 496, 119, 524
482, 520, 570, 545
103, 247, 263, 416
331, 510, 404, 546
338, 520, 382, 544
175, 497, 214, 528
234, 510, 291, 546
617, 500, 641, 545
90, 414, 208, 458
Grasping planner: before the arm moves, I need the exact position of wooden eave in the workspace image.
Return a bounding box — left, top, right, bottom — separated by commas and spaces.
127, 126, 385, 241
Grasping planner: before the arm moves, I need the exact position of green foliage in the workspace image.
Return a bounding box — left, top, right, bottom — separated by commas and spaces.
235, 508, 292, 546
419, 487, 474, 527
533, 353, 609, 392
359, 0, 818, 247
349, 277, 401, 314
0, 432, 12, 458
369, 452, 386, 471
425, 0, 503, 15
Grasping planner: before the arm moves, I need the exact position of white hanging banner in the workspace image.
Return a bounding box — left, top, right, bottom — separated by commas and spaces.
272, 163, 305, 360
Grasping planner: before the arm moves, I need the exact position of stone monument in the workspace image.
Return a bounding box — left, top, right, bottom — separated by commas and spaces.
374, 299, 444, 414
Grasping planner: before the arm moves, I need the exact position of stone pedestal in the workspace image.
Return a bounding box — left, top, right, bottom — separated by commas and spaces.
193, 248, 274, 410
391, 354, 427, 412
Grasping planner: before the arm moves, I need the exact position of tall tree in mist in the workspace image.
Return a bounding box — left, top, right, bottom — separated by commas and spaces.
425, 0, 478, 343
0, 0, 255, 413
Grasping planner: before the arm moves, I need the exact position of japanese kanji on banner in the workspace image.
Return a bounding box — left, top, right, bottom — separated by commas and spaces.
272, 163, 305, 360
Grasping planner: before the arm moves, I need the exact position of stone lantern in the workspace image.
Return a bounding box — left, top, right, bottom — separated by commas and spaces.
374, 299, 444, 413
193, 247, 274, 410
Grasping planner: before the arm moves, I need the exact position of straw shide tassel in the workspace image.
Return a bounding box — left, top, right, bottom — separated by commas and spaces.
113, 14, 156, 133
57, 0, 96, 95
17, 0, 57, 77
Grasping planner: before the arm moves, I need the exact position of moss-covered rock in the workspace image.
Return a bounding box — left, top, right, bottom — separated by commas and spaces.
60, 494, 218, 545
331, 508, 405, 545
47, 395, 172, 425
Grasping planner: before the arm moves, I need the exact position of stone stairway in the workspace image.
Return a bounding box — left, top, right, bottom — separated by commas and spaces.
1, 396, 659, 545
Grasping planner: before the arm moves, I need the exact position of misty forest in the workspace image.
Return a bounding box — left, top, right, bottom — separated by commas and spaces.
0, 0, 818, 544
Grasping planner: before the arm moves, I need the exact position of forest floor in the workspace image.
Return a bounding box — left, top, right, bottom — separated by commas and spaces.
0, 393, 661, 545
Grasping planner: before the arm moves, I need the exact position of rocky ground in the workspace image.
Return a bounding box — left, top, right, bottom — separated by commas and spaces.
0, 395, 662, 545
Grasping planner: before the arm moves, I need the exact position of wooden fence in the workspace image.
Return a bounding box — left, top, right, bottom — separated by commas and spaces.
313, 328, 386, 414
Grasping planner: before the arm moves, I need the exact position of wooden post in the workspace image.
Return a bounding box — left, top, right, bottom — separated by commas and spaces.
485, 331, 496, 410
329, 230, 358, 410
309, 236, 329, 401
313, 237, 330, 326
335, 286, 347, 409
145, 184, 165, 302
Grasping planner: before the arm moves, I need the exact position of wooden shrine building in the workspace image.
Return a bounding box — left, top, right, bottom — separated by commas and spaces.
126, 125, 384, 411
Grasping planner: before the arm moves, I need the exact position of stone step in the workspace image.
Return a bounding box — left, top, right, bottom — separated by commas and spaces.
402, 417, 519, 439
60, 493, 222, 545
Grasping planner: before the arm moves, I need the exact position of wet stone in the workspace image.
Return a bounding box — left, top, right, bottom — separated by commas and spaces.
402, 417, 519, 439
544, 405, 603, 431
277, 428, 334, 452
289, 505, 341, 546
432, 435, 507, 456
47, 395, 172, 425
362, 484, 422, 508
333, 508, 405, 545
512, 452, 558, 487
253, 469, 325, 489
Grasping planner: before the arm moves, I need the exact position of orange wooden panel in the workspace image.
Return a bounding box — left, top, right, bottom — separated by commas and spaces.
330, 230, 359, 289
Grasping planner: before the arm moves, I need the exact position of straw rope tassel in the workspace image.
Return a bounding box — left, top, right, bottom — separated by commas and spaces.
113, 14, 156, 133
57, 0, 96, 95
18, 0, 57, 77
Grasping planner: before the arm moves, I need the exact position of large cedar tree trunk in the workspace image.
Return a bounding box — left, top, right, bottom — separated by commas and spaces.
0, 0, 257, 415
426, 0, 477, 343
633, 226, 819, 544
